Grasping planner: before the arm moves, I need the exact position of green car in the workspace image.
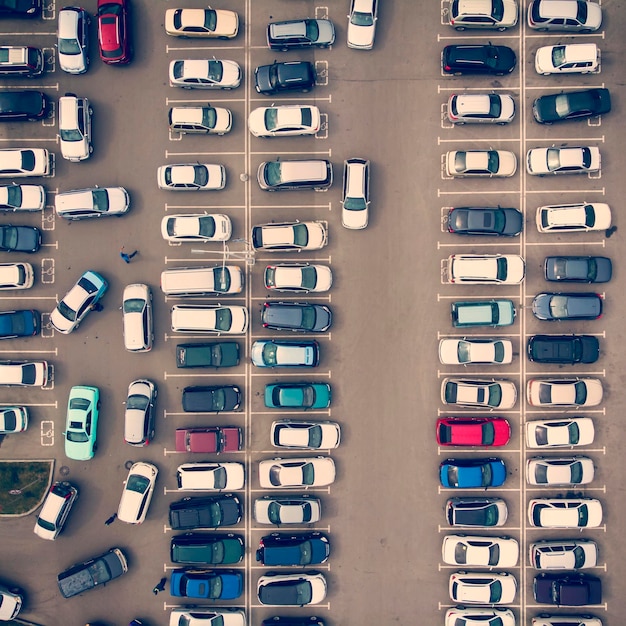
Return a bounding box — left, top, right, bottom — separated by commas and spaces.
64, 385, 99, 460
176, 342, 240, 368
265, 382, 331, 409
170, 533, 244, 565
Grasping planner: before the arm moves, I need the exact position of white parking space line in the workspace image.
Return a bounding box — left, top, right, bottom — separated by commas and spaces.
525, 82, 607, 91
437, 33, 519, 41
526, 408, 606, 415
438, 240, 521, 247
438, 486, 521, 493
526, 240, 607, 247
250, 295, 332, 303
164, 371, 245, 380
250, 524, 331, 533
251, 371, 331, 379
253, 203, 331, 210
251, 410, 331, 417
438, 137, 521, 144
437, 331, 521, 339
253, 255, 332, 264
526, 485, 607, 493
165, 97, 245, 105
251, 149, 332, 156
438, 447, 523, 454
526, 135, 605, 143
164, 203, 246, 210
248, 486, 332, 495
165, 45, 245, 52
438, 188, 520, 195
165, 150, 246, 157
437, 408, 520, 415
525, 32, 606, 40
250, 332, 332, 340
438, 524, 522, 532
438, 84, 520, 93
525, 368, 606, 376
525, 187, 605, 194
437, 292, 522, 300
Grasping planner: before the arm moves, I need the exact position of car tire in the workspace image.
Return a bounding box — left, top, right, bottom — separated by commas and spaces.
454, 26, 465, 31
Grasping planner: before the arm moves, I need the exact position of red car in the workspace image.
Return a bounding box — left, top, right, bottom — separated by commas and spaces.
97, 0, 131, 64
175, 426, 242, 454
436, 417, 511, 447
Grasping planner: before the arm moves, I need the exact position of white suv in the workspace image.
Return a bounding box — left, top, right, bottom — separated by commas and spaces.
450, 0, 519, 30
341, 158, 370, 229
33, 481, 78, 540
446, 254, 526, 284
58, 94, 92, 161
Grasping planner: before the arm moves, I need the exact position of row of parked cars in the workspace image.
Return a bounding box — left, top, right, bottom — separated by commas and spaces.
438, 1, 608, 625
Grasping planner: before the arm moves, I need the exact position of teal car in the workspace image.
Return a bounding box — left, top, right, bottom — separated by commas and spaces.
265, 383, 331, 409
64, 385, 100, 460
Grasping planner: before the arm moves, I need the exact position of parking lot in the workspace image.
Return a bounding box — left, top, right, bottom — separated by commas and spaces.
0, 1, 625, 625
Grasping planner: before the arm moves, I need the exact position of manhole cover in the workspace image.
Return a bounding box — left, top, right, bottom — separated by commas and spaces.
59, 466, 70, 476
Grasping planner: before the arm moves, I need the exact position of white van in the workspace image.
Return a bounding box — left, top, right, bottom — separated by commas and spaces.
161, 266, 244, 296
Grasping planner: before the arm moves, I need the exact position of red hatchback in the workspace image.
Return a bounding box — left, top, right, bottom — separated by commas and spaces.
175, 426, 242, 454
97, 0, 131, 64
436, 417, 511, 447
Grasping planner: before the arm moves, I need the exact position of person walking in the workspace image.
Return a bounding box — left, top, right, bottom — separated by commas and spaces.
120, 246, 138, 263
104, 513, 117, 526
152, 577, 167, 595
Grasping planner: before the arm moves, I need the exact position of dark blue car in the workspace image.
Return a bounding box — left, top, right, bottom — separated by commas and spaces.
0, 309, 39, 339
440, 458, 507, 488
256, 532, 330, 566
170, 568, 243, 600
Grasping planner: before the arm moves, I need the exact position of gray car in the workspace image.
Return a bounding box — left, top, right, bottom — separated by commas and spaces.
544, 256, 612, 283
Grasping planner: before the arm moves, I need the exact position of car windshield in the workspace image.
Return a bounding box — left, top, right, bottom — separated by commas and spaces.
267, 501, 282, 523
212, 466, 227, 489
482, 422, 495, 445
538, 384, 552, 404
262, 343, 278, 366
495, 257, 508, 280
546, 148, 562, 171
300, 266, 318, 289
57, 300, 77, 321
299, 540, 313, 565
126, 474, 149, 494
489, 580, 502, 603
305, 20, 320, 42
215, 308, 233, 331
207, 60, 223, 82
302, 462, 315, 485
568, 422, 580, 444
193, 166, 209, 187
299, 306, 316, 330
351, 9, 374, 26
123, 298, 144, 314
60, 127, 83, 142
91, 189, 110, 212
59, 36, 81, 56
577, 2, 588, 23
584, 205, 596, 227
581, 148, 592, 168
574, 382, 587, 404
535, 465, 548, 484
264, 108, 279, 130
203, 9, 218, 31
127, 393, 148, 411
211, 388, 226, 411
198, 216, 217, 237
578, 504, 589, 525
491, 0, 504, 20
202, 107, 217, 128
292, 224, 310, 247
4, 185, 21, 207
551, 46, 567, 67
570, 461, 584, 484
99, 3, 122, 16
212, 267, 231, 292
307, 425, 322, 447
0, 226, 17, 249
487, 151, 499, 173
488, 94, 502, 117
487, 384, 502, 407
263, 162, 283, 186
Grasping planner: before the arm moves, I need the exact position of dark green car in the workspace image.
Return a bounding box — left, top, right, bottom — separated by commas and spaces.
176, 342, 240, 368
170, 533, 244, 565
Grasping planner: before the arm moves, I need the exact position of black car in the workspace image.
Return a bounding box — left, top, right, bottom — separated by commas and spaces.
532, 292, 603, 321
256, 532, 330, 566
255, 61, 316, 96
0, 309, 40, 339
169, 494, 242, 530
544, 256, 612, 284
0, 91, 48, 121
527, 335, 600, 364
170, 532, 245, 565
445, 497, 507, 527
0, 0, 40, 16
0, 224, 41, 253
533, 88, 611, 124
442, 44, 516, 75
266, 19, 335, 51
182, 385, 241, 412
262, 617, 326, 626
176, 342, 240, 368
262, 302, 332, 333
534, 573, 602, 606
447, 206, 523, 236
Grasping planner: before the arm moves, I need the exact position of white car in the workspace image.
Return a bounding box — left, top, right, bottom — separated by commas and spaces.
0, 584, 22, 621
441, 378, 517, 409
58, 95, 92, 162
161, 213, 232, 243
528, 498, 603, 528
259, 457, 336, 489
271, 420, 341, 450
0, 406, 28, 433
0, 148, 50, 178
251, 221, 328, 252
257, 571, 327, 606
57, 7, 88, 74
33, 480, 78, 540
527, 0, 602, 32
342, 158, 370, 229
535, 43, 600, 75
248, 105, 321, 137
55, 187, 130, 220
450, 0, 518, 30
442, 535, 519, 567
438, 338, 513, 365
536, 203, 611, 233
0, 361, 48, 387
526, 456, 595, 486
165, 8, 239, 39
0, 184, 45, 211
122, 283, 153, 353
169, 59, 242, 89
449, 571, 517, 604
169, 608, 246, 626
532, 617, 602, 626
446, 150, 517, 177
171, 304, 249, 334
264, 263, 332, 293
176, 462, 245, 491
526, 417, 595, 448
169, 105, 232, 135
447, 93, 516, 124
526, 146, 600, 175
0, 263, 33, 290
527, 378, 603, 407
117, 462, 158, 524
445, 608, 516, 626
446, 254, 525, 284
254, 495, 322, 525
347, 0, 378, 49
529, 539, 598, 570
157, 164, 226, 191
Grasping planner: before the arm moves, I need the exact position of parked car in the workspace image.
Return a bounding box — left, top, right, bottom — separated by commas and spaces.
0, 309, 40, 339
442, 44, 516, 75
544, 256, 611, 283
535, 42, 599, 75
257, 571, 327, 605
58, 94, 92, 162
440, 458, 507, 489
259, 457, 336, 488
55, 186, 130, 220
264, 263, 332, 293
251, 340, 320, 367
438, 338, 513, 364
267, 18, 335, 51
257, 159, 333, 191
33, 481, 78, 540
262, 302, 332, 333
526, 456, 595, 485
252, 221, 328, 251
0, 184, 45, 212
527, 146, 600, 176
165, 7, 239, 38
169, 494, 242, 530
347, 0, 378, 49
527, 0, 602, 32
161, 213, 231, 242
436, 417, 511, 447
57, 7, 89, 74
536, 202, 611, 232
0, 224, 41, 252
122, 283, 153, 352
445, 608, 515, 626
169, 105, 232, 135
449, 571, 517, 604
124, 379, 156, 447
0, 406, 28, 433
261, 617, 326, 626
531, 618, 601, 626
271, 420, 341, 450
531, 292, 603, 321
170, 533, 244, 565
0, 0, 39, 16
170, 568, 243, 600
254, 495, 322, 525
158, 163, 226, 190
447, 93, 516, 124
0, 90, 48, 121
441, 378, 517, 409
528, 498, 603, 528
182, 385, 241, 412
249, 105, 320, 137
527, 335, 599, 364
117, 461, 158, 524
0, 263, 33, 290
57, 548, 127, 599
0, 148, 50, 178
527, 378, 603, 407
255, 60, 316, 95
169, 608, 246, 626
446, 150, 517, 177
175, 426, 242, 454
534, 573, 602, 606
50, 270, 108, 334
64, 385, 99, 460
176, 342, 240, 368
526, 417, 595, 448
342, 157, 370, 229
451, 299, 516, 328
442, 534, 519, 567
161, 266, 243, 296
0, 584, 22, 620
533, 88, 610, 124
449, 0, 518, 29
447, 254, 525, 284
169, 59, 241, 89
265, 382, 331, 409
256, 532, 330, 566
0, 44, 43, 76
97, 0, 131, 64
446, 497, 508, 527
530, 539, 598, 570
176, 462, 245, 491
171, 304, 249, 334
0, 360, 47, 386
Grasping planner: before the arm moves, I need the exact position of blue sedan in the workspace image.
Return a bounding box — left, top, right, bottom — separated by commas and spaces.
0, 309, 39, 338
170, 568, 243, 600
440, 458, 507, 488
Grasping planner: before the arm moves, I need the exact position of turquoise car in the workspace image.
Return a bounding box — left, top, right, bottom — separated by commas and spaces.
265, 383, 331, 409
64, 385, 99, 460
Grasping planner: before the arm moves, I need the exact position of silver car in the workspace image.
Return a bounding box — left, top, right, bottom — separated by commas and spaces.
447, 93, 515, 124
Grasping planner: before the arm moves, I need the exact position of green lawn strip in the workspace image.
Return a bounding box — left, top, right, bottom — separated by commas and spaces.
0, 460, 53, 515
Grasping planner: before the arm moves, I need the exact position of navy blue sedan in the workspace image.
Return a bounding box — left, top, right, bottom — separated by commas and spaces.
0, 309, 39, 339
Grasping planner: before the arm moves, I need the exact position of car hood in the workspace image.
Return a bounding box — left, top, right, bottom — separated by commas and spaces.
59, 51, 86, 74
214, 10, 239, 37
219, 60, 241, 87
347, 21, 375, 49
16, 185, 46, 211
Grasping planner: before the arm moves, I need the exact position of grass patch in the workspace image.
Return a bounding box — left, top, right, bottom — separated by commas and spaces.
0, 460, 52, 515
